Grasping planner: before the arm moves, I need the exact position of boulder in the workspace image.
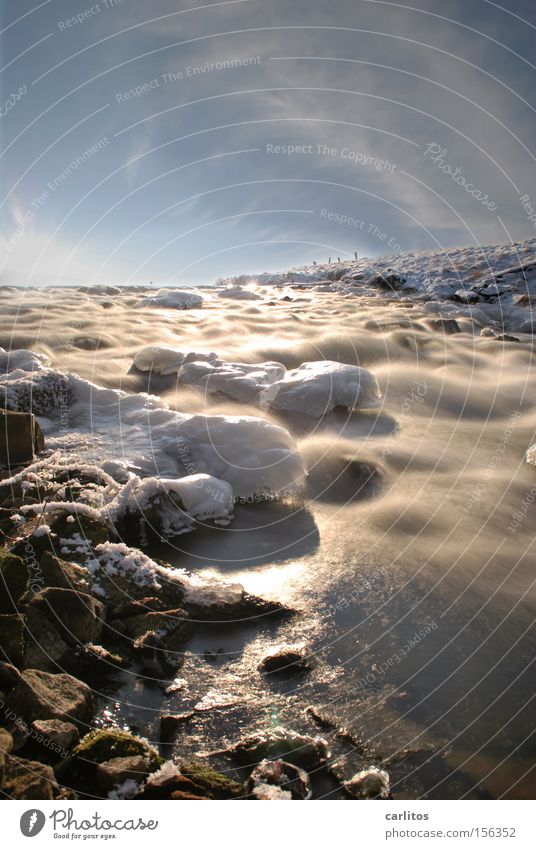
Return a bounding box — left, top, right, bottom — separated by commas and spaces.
0, 727, 13, 783
0, 754, 57, 799
0, 409, 44, 468
30, 719, 80, 757
248, 758, 311, 800
179, 760, 244, 799
344, 766, 390, 799
258, 644, 310, 675
232, 725, 329, 769
72, 729, 161, 774
159, 712, 194, 741
23, 607, 71, 672
38, 551, 92, 593
6, 669, 94, 727
28, 587, 105, 646
0, 660, 21, 693
0, 548, 28, 613
31, 719, 79, 754
430, 318, 461, 335
0, 613, 25, 667
96, 755, 153, 792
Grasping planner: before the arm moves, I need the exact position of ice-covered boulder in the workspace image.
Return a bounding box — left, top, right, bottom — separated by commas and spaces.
0, 353, 305, 499
217, 286, 261, 300
135, 289, 203, 310
262, 360, 381, 416
133, 345, 285, 404
105, 473, 234, 538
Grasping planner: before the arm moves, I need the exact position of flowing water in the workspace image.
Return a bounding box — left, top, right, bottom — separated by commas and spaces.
2, 285, 536, 798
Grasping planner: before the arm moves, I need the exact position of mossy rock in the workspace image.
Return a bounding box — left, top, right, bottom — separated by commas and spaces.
179, 759, 244, 799
0, 548, 28, 613
73, 729, 162, 773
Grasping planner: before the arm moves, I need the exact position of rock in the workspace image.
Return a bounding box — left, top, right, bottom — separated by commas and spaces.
0, 613, 25, 666
0, 728, 13, 783
248, 758, 311, 800
48, 514, 110, 563
38, 551, 92, 593
28, 587, 105, 646
67, 644, 129, 678
131, 628, 185, 676
96, 755, 153, 792
0, 754, 57, 799
0, 548, 28, 613
9, 719, 29, 752
480, 327, 497, 337
160, 713, 194, 740
179, 760, 244, 799
23, 607, 71, 672
0, 661, 21, 693
232, 726, 329, 769
169, 790, 210, 800
72, 729, 161, 775
6, 669, 94, 727
258, 644, 310, 675
137, 763, 208, 800
31, 719, 79, 754
430, 318, 461, 335
344, 766, 390, 799
117, 608, 191, 643
368, 273, 406, 291
495, 334, 520, 342
0, 409, 43, 468
453, 289, 479, 304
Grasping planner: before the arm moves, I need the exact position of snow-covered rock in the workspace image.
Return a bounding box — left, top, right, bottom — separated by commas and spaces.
135, 289, 203, 310
217, 286, 261, 300
262, 360, 381, 415
0, 355, 305, 498
105, 472, 234, 537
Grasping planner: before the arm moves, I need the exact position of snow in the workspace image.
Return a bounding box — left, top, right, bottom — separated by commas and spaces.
104, 472, 234, 537
262, 360, 382, 415
217, 285, 261, 300
31, 524, 52, 537
135, 289, 203, 309
133, 345, 380, 414
218, 238, 536, 334
252, 783, 292, 800
526, 444, 536, 466
93, 542, 245, 609
0, 358, 305, 498
0, 347, 49, 373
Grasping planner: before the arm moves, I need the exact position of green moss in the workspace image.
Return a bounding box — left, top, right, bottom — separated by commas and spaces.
179, 759, 244, 799
73, 729, 162, 770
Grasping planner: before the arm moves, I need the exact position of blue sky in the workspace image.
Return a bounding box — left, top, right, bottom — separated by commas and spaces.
1, 0, 535, 285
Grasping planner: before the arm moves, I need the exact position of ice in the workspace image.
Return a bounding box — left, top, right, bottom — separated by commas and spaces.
263, 360, 382, 415
104, 472, 234, 537
217, 285, 261, 300
219, 238, 536, 333
0, 347, 49, 373
0, 358, 305, 498
132, 345, 380, 415
135, 289, 203, 309
133, 344, 286, 403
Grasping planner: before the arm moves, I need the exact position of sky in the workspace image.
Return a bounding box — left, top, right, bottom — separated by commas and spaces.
1, 0, 536, 286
